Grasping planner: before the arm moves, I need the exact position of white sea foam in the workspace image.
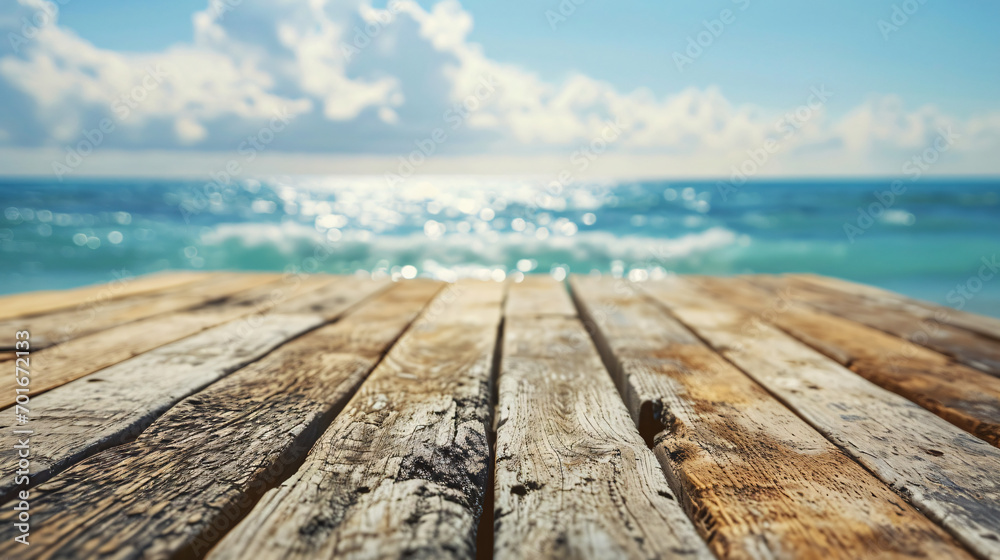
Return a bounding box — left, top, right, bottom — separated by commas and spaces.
880, 209, 916, 226
198, 221, 739, 279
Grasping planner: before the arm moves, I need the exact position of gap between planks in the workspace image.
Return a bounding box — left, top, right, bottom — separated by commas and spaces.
0, 271, 209, 321
208, 280, 503, 560
0, 273, 345, 408
492, 277, 711, 559
796, 273, 1000, 342
5, 274, 1000, 560
570, 276, 973, 560
0, 275, 392, 503
0, 280, 444, 559
753, 275, 1000, 378
696, 275, 1000, 447
0, 272, 257, 350
638, 275, 1000, 560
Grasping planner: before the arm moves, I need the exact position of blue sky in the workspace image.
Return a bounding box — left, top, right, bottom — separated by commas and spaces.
55, 0, 1000, 117
2, 0, 998, 177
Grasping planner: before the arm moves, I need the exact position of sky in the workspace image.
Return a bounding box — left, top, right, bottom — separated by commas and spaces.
1, 0, 998, 178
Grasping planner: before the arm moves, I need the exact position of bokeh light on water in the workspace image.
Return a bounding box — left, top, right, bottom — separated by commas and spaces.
2, 177, 999, 316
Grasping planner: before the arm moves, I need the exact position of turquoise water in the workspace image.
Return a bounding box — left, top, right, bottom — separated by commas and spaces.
1, 177, 999, 317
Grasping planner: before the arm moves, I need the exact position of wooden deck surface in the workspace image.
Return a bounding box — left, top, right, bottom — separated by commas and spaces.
2, 272, 1000, 559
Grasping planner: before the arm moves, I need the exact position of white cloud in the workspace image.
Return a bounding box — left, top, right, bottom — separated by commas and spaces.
0, 0, 999, 176
175, 117, 208, 144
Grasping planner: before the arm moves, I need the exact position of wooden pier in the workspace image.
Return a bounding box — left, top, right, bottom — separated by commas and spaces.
1, 271, 999, 559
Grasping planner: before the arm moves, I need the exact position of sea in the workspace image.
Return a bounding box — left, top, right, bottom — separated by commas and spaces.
2, 176, 999, 318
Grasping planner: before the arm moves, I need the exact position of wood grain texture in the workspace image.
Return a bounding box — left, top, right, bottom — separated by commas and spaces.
0, 273, 273, 350
696, 275, 1000, 446
495, 278, 711, 560
751, 275, 1000, 377
0, 271, 207, 321
272, 274, 391, 319
208, 280, 503, 560
796, 273, 1000, 341
0, 273, 328, 407
503, 275, 577, 317
572, 276, 971, 560
642, 276, 1000, 560
0, 313, 325, 503
0, 280, 442, 560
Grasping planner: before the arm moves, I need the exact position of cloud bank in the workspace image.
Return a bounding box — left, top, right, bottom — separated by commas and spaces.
1, 0, 999, 177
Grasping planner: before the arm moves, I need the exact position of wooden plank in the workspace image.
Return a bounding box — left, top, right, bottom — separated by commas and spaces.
571, 276, 972, 560
0, 276, 389, 502
0, 273, 332, 408
272, 274, 391, 319
752, 275, 1000, 377
696, 275, 1000, 447
503, 275, 577, 317
0, 270, 207, 321
641, 276, 1000, 560
797, 273, 1000, 341
208, 280, 503, 560
494, 278, 711, 559
0, 272, 272, 350
0, 313, 325, 503
0, 280, 442, 559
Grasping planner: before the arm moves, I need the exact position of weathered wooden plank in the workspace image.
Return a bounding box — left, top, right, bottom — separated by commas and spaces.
0, 271, 207, 321
0, 275, 386, 503
494, 278, 711, 559
0, 272, 274, 350
272, 274, 391, 319
642, 276, 1000, 560
696, 275, 1000, 447
796, 273, 1000, 341
208, 280, 503, 560
572, 276, 972, 560
0, 313, 325, 504
751, 275, 1000, 377
503, 275, 577, 317
0, 273, 330, 407
0, 280, 442, 559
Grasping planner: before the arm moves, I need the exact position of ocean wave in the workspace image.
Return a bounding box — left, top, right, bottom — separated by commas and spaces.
197, 222, 740, 279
